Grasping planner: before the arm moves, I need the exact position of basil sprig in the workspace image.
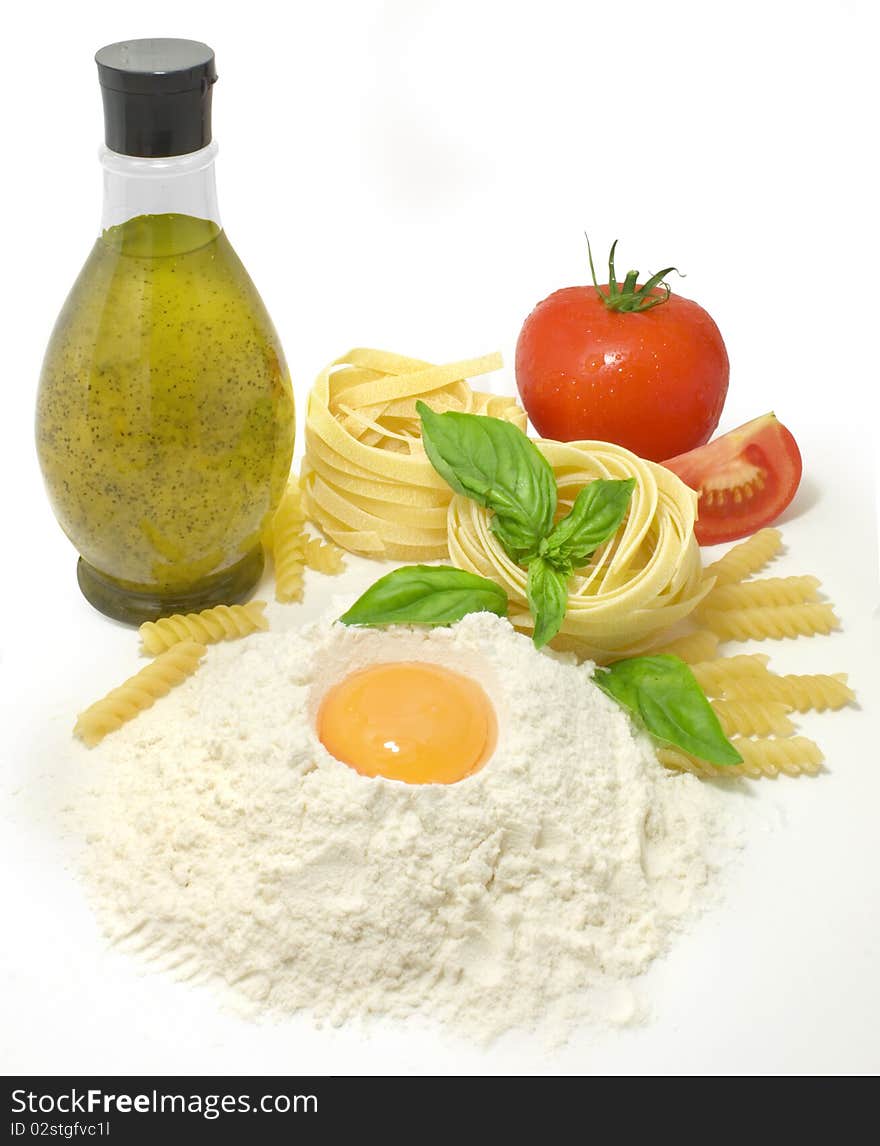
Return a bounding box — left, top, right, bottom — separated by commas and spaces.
595, 655, 743, 766
339, 565, 508, 628
541, 478, 635, 571
416, 401, 557, 562
417, 404, 634, 647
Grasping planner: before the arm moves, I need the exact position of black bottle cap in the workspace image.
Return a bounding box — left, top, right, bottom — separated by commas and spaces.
95, 38, 217, 158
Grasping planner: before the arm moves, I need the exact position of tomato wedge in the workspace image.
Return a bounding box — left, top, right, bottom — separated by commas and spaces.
662, 413, 803, 545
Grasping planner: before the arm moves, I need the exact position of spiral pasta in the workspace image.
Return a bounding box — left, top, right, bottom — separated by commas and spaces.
702, 602, 840, 642
301, 348, 526, 561
302, 536, 346, 575
262, 476, 302, 549
139, 601, 268, 655
271, 483, 308, 603
732, 736, 824, 777
276, 550, 305, 602
657, 735, 823, 779
710, 697, 796, 738
720, 671, 855, 712
649, 629, 720, 664
656, 748, 721, 778
690, 654, 772, 697
270, 479, 306, 532
703, 528, 783, 586
651, 528, 850, 781
776, 672, 855, 712
448, 438, 709, 662
699, 575, 821, 613
74, 641, 206, 747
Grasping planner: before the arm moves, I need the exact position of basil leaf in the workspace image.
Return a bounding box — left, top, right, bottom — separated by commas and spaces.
339, 565, 508, 628
417, 401, 557, 561
490, 514, 544, 564
526, 557, 569, 649
594, 654, 743, 766
544, 478, 635, 568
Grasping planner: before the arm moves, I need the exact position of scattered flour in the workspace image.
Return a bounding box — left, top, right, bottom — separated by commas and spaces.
72, 610, 732, 1041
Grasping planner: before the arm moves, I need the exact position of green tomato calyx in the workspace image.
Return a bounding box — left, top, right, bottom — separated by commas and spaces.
586, 235, 682, 313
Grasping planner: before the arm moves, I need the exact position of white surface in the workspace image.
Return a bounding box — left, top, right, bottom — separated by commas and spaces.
2, 0, 878, 1076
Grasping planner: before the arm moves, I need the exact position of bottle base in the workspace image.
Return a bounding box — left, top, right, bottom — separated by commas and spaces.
77, 549, 266, 626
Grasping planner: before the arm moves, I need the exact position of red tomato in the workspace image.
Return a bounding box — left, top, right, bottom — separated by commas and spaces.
663, 413, 803, 545
515, 263, 729, 461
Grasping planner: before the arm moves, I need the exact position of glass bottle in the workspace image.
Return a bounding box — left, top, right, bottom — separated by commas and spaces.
36, 39, 295, 623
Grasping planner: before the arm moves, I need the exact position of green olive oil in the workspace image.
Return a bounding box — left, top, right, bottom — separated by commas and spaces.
36, 212, 295, 622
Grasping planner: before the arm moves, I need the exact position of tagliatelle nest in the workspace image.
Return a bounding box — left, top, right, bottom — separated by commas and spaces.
301, 348, 526, 561
448, 438, 710, 663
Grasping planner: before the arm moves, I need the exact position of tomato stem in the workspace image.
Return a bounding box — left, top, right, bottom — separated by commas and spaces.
585, 235, 682, 313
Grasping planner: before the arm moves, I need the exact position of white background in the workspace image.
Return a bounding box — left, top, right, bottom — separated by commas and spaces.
2, 0, 878, 1076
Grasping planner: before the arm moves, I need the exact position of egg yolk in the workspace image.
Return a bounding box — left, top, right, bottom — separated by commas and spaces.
317, 662, 497, 785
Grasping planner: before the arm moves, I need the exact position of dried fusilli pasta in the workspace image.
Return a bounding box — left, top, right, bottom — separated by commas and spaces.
139, 601, 268, 655
650, 629, 720, 664
262, 477, 304, 548
276, 549, 305, 602
703, 528, 783, 587
710, 697, 796, 738
302, 536, 346, 575
731, 736, 824, 777
74, 641, 206, 747
699, 574, 821, 613
657, 735, 823, 779
271, 484, 308, 603
655, 526, 849, 782
657, 748, 739, 779
690, 654, 772, 697
719, 671, 855, 713
656, 747, 733, 779
272, 480, 306, 532
775, 672, 855, 712
702, 602, 839, 642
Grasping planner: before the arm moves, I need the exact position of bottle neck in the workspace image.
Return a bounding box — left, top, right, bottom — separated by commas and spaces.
100, 141, 221, 234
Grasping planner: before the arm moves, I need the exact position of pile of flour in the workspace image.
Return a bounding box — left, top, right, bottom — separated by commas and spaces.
72, 610, 731, 1040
